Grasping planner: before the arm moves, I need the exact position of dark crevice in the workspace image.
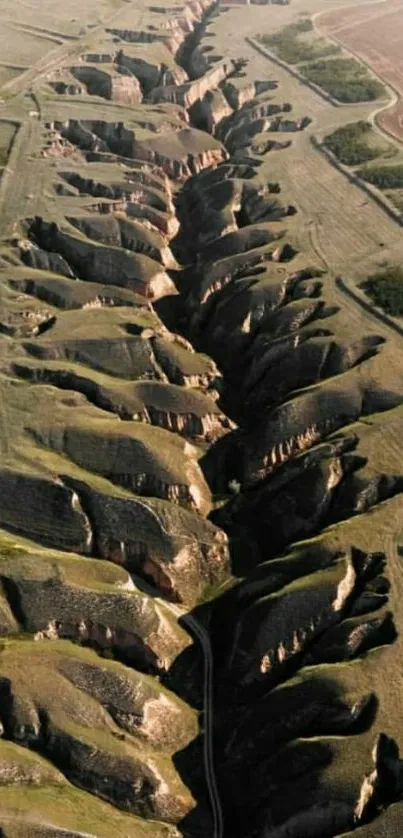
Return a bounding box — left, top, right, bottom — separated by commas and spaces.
0, 577, 25, 629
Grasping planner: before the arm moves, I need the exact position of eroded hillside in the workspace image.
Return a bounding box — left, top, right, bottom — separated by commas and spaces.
0, 0, 403, 836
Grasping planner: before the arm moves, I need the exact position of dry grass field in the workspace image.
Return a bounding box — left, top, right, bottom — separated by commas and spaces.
209, 3, 403, 283
0, 121, 17, 167
0, 0, 146, 93
0, 0, 403, 836
0, 0, 126, 41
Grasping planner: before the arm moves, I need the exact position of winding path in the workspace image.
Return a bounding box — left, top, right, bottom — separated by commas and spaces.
166, 600, 224, 838
182, 612, 224, 838
131, 494, 224, 837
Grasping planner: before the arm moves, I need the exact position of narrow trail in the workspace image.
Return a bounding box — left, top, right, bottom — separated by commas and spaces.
170, 14, 403, 830
165, 603, 224, 838
133, 504, 223, 837
183, 613, 224, 838
0, 1, 224, 828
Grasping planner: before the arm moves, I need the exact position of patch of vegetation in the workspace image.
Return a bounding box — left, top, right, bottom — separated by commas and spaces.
358, 165, 403, 189
324, 122, 383, 166
0, 784, 162, 838
303, 58, 385, 103
361, 264, 403, 316
259, 19, 339, 66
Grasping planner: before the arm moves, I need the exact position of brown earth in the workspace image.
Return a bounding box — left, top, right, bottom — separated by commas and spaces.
1, 0, 403, 836
318, 0, 403, 142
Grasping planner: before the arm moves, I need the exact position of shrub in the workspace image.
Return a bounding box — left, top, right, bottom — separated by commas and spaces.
361, 264, 403, 316
304, 58, 385, 102
259, 20, 338, 66
358, 165, 403, 189
324, 122, 383, 166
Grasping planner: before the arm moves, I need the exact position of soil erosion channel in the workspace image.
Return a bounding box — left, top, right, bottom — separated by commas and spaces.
0, 1, 403, 838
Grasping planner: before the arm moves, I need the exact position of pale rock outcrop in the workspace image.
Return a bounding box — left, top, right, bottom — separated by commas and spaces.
71, 65, 143, 104
149, 59, 235, 109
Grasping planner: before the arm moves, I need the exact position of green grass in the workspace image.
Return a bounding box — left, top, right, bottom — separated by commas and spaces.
0, 783, 170, 836
0, 738, 62, 777
0, 531, 135, 593
257, 27, 383, 102
324, 122, 384, 167
0, 634, 197, 726
259, 19, 339, 66
360, 263, 403, 316
358, 164, 403, 190
304, 58, 385, 103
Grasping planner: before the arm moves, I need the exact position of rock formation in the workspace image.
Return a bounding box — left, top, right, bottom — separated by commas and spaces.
0, 0, 402, 836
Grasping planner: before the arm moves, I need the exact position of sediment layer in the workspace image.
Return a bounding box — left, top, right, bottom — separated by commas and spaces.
0, 0, 403, 837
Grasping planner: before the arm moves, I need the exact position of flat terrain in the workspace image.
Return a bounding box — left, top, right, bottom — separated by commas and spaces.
0, 120, 17, 168
0, 0, 148, 96
209, 3, 403, 282
0, 0, 403, 836
317, 0, 403, 142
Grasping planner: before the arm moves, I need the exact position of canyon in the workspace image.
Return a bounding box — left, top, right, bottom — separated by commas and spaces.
0, 0, 403, 837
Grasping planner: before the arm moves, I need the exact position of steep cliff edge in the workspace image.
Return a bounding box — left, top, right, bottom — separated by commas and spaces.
0, 0, 403, 836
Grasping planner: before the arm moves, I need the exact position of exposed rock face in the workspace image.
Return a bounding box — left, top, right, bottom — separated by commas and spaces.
1, 0, 403, 835
12, 358, 231, 439
9, 273, 149, 310
23, 395, 213, 515
67, 214, 178, 268
20, 241, 75, 278
71, 65, 143, 104
55, 117, 228, 179
27, 217, 176, 300
0, 535, 191, 669
0, 468, 92, 553
118, 47, 189, 93
0, 738, 181, 837
163, 93, 403, 833
129, 126, 228, 178
59, 167, 180, 237
0, 641, 195, 822
192, 88, 234, 134
108, 0, 215, 57
63, 476, 230, 604
149, 58, 235, 109
223, 78, 259, 109
0, 0, 242, 832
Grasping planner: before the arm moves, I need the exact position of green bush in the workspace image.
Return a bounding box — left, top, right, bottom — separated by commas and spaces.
304, 58, 384, 102
289, 19, 313, 35
324, 122, 383, 166
361, 264, 403, 315
258, 27, 384, 102
358, 165, 403, 189
259, 20, 338, 66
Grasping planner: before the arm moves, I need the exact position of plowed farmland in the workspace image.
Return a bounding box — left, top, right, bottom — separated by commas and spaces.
318, 0, 403, 142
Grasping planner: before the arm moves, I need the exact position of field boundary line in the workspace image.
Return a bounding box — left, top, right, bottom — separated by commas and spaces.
247, 32, 393, 112
311, 136, 403, 227
312, 0, 402, 149
246, 37, 340, 107
335, 275, 403, 338
0, 120, 27, 228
